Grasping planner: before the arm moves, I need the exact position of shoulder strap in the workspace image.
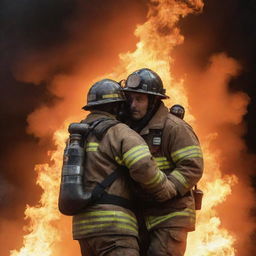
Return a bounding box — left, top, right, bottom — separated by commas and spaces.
80, 118, 119, 145
93, 119, 120, 140
91, 171, 121, 197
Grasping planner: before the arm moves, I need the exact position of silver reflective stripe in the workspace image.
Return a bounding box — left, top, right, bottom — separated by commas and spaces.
62, 176, 83, 184
62, 165, 83, 176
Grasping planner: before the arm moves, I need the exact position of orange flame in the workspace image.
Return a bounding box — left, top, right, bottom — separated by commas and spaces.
10, 129, 65, 256
10, 0, 253, 255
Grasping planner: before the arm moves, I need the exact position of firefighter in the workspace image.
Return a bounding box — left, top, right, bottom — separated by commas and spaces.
65, 79, 178, 256
122, 68, 204, 256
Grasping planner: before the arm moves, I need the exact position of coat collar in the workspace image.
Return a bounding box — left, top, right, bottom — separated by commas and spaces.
140, 102, 169, 135
85, 111, 116, 123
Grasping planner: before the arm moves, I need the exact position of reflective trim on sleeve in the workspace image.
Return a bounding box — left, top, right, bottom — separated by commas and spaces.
86, 142, 99, 152
115, 156, 124, 165
123, 145, 151, 168
144, 169, 165, 188
154, 157, 174, 170
171, 145, 202, 163
145, 208, 195, 230
73, 210, 138, 237
171, 170, 189, 188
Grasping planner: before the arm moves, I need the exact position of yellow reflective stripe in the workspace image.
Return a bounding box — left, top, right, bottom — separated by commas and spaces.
171, 146, 202, 163
102, 93, 120, 99
158, 165, 171, 170
87, 142, 99, 146
115, 156, 124, 165
123, 145, 151, 168
74, 213, 137, 226
145, 208, 195, 230
86, 142, 99, 152
173, 152, 203, 162
171, 170, 189, 188
74, 210, 137, 223
172, 145, 200, 157
74, 218, 137, 232
74, 216, 137, 228
123, 145, 148, 159
73, 210, 138, 236
127, 151, 151, 168
155, 157, 173, 170
86, 148, 98, 152
155, 157, 169, 165
144, 170, 164, 188
73, 223, 137, 236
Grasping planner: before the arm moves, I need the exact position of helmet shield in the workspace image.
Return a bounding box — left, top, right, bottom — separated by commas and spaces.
126, 74, 141, 88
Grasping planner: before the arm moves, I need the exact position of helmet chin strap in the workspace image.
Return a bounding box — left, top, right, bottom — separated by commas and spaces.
129, 96, 161, 133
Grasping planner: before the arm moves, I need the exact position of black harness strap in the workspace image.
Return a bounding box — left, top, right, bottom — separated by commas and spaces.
91, 166, 133, 211
83, 118, 133, 211
92, 171, 120, 198
95, 193, 133, 211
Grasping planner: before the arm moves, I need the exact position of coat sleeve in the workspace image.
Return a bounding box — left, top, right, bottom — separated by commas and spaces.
167, 121, 204, 196
108, 124, 177, 202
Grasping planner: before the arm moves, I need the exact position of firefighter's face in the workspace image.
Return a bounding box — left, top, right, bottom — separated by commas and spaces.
127, 92, 149, 120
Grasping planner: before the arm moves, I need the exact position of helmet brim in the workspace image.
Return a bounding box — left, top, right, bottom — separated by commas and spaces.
123, 88, 169, 99
82, 98, 125, 110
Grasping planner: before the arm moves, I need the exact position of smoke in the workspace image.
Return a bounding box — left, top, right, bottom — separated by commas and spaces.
0, 175, 15, 208
171, 0, 256, 252
0, 1, 147, 255
172, 52, 255, 254
174, 0, 256, 153
15, 0, 148, 138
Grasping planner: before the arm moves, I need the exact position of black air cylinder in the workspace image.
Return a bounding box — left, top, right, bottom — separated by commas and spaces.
58, 125, 92, 215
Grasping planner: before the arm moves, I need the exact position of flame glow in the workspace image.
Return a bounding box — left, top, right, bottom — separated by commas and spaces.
10, 0, 253, 255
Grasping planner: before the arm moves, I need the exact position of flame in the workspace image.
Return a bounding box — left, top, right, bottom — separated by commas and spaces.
9, 128, 66, 256
10, 0, 253, 256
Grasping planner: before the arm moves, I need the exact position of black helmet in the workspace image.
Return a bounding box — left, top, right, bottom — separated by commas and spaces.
123, 68, 169, 99
170, 104, 185, 119
83, 79, 126, 110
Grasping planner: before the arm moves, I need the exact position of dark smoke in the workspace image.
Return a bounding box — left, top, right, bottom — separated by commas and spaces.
175, 0, 256, 152
0, 0, 76, 216
0, 0, 147, 255
173, 0, 256, 254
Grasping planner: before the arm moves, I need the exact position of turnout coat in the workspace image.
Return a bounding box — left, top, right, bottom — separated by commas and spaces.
72, 111, 177, 240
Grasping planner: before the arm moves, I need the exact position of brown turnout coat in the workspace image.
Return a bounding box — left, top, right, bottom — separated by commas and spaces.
72, 111, 177, 240
136, 103, 204, 231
